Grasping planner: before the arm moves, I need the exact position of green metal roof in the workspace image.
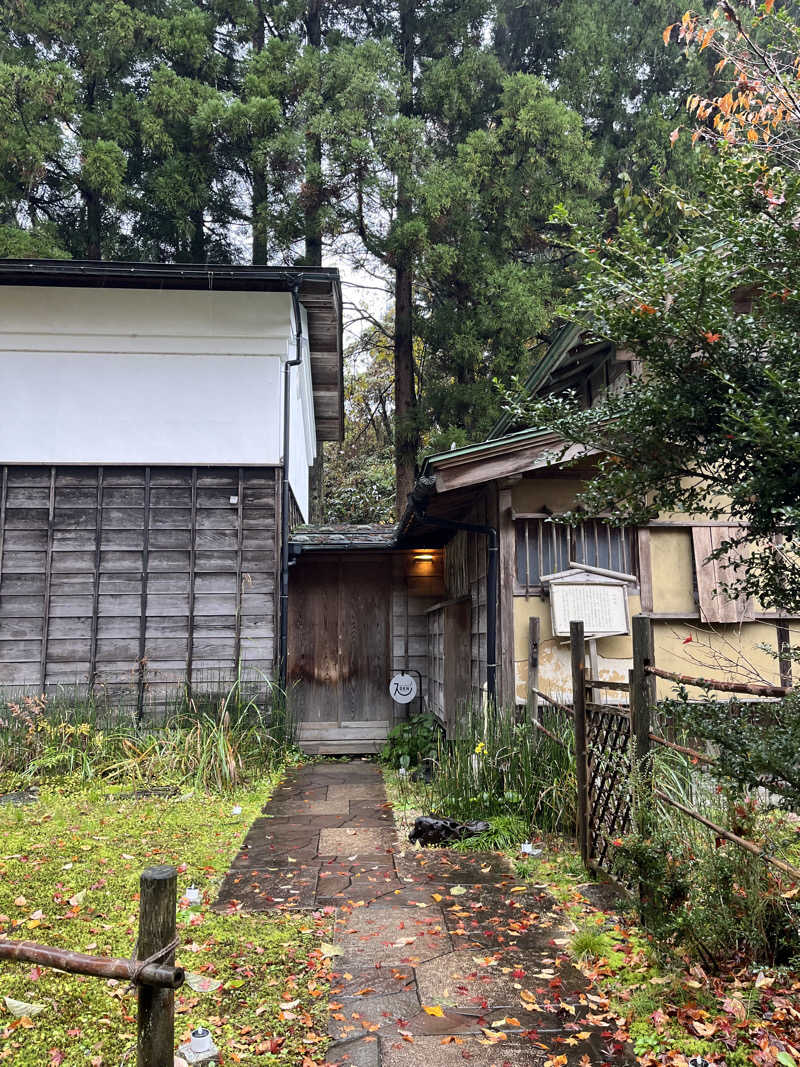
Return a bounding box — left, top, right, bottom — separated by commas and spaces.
488, 322, 583, 439
419, 426, 558, 478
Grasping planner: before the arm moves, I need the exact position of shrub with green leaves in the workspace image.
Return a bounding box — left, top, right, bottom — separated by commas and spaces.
403, 703, 577, 835
380, 712, 440, 771
612, 785, 800, 968
662, 688, 800, 813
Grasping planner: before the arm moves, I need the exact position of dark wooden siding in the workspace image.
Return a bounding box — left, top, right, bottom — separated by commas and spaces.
0, 465, 279, 696
391, 552, 443, 726
443, 495, 491, 708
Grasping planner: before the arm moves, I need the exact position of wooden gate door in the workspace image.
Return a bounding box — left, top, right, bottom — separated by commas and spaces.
288, 555, 392, 753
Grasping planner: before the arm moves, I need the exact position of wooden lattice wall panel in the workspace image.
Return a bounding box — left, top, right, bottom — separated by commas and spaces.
444, 495, 489, 710
427, 606, 445, 720
0, 465, 279, 695
585, 702, 632, 872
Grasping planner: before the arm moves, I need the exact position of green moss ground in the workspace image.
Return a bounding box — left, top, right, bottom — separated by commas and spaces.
0, 778, 330, 1066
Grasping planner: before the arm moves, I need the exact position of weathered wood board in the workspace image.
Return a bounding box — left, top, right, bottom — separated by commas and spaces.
288, 550, 443, 752
0, 465, 279, 696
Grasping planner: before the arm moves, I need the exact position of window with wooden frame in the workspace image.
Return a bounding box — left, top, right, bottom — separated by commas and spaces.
515, 515, 638, 592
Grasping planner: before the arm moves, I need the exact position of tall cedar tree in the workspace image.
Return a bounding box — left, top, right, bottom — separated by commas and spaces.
0, 0, 242, 260
493, 0, 720, 193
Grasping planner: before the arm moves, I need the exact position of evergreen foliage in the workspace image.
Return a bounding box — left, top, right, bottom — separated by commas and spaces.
0, 0, 725, 516
503, 152, 800, 613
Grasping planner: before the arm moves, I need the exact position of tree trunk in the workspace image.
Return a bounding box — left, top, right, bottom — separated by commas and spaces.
189, 209, 206, 262
85, 189, 102, 260
251, 3, 268, 265
394, 259, 417, 515
303, 0, 323, 267
83, 78, 102, 260
393, 0, 418, 517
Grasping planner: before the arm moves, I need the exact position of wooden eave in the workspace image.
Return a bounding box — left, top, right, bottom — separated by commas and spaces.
428, 435, 597, 493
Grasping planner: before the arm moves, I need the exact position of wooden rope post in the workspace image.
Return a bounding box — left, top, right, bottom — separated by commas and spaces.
630, 614, 655, 773
137, 865, 178, 1067
571, 620, 589, 869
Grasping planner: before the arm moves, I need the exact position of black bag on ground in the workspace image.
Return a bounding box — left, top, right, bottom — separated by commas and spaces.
408, 815, 491, 846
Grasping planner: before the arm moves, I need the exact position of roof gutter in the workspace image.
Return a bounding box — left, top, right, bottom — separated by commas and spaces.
0, 258, 340, 290
278, 284, 307, 692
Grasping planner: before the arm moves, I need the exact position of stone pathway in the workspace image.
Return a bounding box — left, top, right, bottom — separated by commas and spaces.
216, 761, 632, 1067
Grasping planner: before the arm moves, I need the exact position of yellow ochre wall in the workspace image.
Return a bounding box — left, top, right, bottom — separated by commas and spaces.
510, 479, 786, 703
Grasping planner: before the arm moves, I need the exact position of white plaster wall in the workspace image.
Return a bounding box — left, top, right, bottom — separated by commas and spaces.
0, 285, 319, 470
283, 302, 317, 522
0, 351, 282, 464
0, 286, 294, 356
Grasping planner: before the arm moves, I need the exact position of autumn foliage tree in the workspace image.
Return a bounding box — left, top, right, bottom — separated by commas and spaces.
666, 0, 800, 167
502, 0, 800, 614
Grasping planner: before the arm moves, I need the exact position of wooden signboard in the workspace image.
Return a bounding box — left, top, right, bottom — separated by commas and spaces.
550, 580, 629, 638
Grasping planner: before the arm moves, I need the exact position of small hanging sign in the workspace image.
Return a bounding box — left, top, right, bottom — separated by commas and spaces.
389, 673, 417, 704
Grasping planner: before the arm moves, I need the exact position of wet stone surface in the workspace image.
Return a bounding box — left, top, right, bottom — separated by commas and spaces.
215, 761, 634, 1066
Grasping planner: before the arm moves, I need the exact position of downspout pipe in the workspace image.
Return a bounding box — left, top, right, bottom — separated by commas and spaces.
411, 506, 498, 709
278, 285, 305, 691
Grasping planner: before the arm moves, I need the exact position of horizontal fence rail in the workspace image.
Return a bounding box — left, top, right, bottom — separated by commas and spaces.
0, 865, 180, 1066
645, 665, 790, 699
655, 788, 800, 881
0, 940, 184, 988
648, 732, 717, 765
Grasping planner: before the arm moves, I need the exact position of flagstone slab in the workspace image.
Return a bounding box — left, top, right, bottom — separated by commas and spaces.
269, 799, 352, 816
231, 843, 321, 868
329, 990, 421, 1040
330, 966, 416, 998
324, 1035, 381, 1066
319, 827, 398, 859
380, 1034, 547, 1066
395, 851, 518, 885
402, 1008, 489, 1037
214, 864, 319, 910
317, 864, 404, 903
327, 784, 388, 801
341, 810, 397, 827
333, 905, 452, 968
261, 813, 352, 827
414, 948, 529, 1013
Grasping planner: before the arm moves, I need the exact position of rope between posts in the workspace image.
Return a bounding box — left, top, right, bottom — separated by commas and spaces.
126, 934, 180, 991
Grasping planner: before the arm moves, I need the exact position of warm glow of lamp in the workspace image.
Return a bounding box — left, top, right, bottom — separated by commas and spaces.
415, 553, 434, 561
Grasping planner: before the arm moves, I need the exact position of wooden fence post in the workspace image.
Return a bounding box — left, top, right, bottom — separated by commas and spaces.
137, 865, 177, 1067
571, 620, 589, 869
630, 614, 655, 773
527, 617, 540, 721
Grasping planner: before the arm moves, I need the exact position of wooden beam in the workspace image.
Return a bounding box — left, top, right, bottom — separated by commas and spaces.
434, 440, 595, 493
527, 617, 540, 719
39, 468, 56, 691
136, 468, 151, 722
88, 467, 104, 689
777, 620, 792, 689
0, 466, 7, 596
137, 866, 178, 1067
636, 528, 654, 613
498, 486, 515, 708
186, 467, 198, 699
571, 620, 589, 868
631, 615, 655, 770
233, 468, 245, 671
